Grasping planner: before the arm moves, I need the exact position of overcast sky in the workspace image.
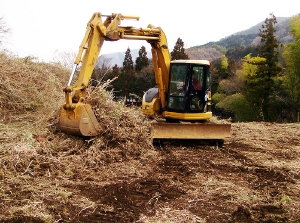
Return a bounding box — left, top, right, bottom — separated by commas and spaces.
0, 0, 299, 62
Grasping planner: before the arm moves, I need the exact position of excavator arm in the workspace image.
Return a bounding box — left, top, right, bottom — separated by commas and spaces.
59, 12, 171, 136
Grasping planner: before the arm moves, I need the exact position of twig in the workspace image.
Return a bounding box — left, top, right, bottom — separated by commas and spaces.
22, 160, 33, 175
77, 205, 93, 216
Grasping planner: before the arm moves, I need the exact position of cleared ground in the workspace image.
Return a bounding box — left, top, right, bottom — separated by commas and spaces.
0, 53, 299, 223
1, 121, 299, 223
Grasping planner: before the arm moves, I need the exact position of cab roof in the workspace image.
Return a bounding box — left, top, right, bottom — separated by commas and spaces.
171, 59, 210, 65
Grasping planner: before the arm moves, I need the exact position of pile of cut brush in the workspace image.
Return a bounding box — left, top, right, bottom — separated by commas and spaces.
79, 79, 154, 158
0, 51, 153, 160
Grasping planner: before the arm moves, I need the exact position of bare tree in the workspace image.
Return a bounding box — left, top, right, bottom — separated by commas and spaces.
52, 51, 77, 70
0, 17, 11, 45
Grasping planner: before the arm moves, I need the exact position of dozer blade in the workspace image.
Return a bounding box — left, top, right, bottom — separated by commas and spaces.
59, 104, 102, 136
151, 122, 231, 140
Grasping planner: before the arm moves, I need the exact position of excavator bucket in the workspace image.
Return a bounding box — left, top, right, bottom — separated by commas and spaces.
59, 103, 102, 137
150, 121, 231, 141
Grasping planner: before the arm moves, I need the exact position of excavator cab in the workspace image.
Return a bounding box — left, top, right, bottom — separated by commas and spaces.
167, 60, 210, 114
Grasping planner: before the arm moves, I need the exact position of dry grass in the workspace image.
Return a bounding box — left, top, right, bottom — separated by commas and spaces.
0, 52, 68, 119
0, 51, 299, 223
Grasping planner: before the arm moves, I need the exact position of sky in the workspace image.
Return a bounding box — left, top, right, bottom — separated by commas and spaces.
0, 0, 299, 62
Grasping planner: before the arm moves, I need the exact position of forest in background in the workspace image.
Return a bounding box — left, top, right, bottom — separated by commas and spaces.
92, 14, 300, 123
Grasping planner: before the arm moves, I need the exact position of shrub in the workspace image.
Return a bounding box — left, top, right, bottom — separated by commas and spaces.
216, 93, 256, 122
212, 92, 227, 104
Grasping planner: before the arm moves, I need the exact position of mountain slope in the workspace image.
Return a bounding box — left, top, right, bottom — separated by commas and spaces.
187, 17, 292, 61
97, 16, 293, 66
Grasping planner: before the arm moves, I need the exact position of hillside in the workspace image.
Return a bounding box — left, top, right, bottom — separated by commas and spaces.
98, 16, 293, 65
0, 49, 300, 222
187, 17, 292, 62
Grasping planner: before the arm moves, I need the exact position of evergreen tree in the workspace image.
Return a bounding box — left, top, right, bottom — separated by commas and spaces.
123, 47, 134, 71
109, 64, 121, 93
120, 47, 135, 98
245, 13, 282, 121
170, 38, 189, 60
112, 64, 121, 74
135, 46, 149, 72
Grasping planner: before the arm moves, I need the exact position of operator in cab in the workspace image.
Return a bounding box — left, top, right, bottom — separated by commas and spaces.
191, 70, 200, 90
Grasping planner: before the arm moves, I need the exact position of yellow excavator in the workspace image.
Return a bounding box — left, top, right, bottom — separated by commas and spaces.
59, 12, 231, 144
